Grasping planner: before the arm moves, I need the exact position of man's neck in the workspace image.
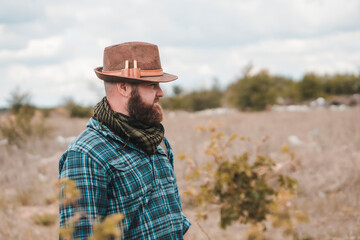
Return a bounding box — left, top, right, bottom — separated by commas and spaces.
106, 96, 130, 116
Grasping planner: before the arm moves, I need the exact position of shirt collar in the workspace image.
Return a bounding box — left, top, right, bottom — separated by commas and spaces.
87, 117, 166, 156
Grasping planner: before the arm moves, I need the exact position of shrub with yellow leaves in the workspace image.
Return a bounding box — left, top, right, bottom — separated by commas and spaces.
179, 121, 310, 240
89, 214, 125, 240
58, 178, 124, 240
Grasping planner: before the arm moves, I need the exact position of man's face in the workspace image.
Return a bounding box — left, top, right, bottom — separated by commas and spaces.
127, 82, 164, 125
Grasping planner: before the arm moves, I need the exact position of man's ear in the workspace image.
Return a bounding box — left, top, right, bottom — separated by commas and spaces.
116, 82, 131, 97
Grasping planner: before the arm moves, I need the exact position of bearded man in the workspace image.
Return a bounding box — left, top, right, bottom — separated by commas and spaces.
59, 42, 191, 239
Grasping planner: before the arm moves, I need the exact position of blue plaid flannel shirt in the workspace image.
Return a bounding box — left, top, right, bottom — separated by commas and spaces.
59, 118, 191, 239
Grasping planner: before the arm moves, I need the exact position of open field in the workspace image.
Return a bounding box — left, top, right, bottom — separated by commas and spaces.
0, 107, 359, 239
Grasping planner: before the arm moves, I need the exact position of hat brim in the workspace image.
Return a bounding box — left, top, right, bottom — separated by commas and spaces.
94, 67, 178, 83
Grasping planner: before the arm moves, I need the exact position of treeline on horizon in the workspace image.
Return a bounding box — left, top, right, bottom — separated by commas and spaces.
161, 69, 360, 111
2, 69, 360, 117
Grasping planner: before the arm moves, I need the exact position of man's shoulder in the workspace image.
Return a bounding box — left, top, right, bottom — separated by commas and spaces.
68, 127, 103, 151
65, 119, 97, 145
163, 136, 171, 145
61, 118, 125, 162
162, 136, 173, 151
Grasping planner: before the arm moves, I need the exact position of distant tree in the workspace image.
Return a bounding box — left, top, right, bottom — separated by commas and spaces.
172, 85, 183, 96
62, 97, 93, 118
161, 82, 224, 111
227, 70, 277, 111
163, 70, 360, 112
297, 73, 323, 101
185, 87, 223, 111
241, 61, 253, 79
323, 74, 360, 95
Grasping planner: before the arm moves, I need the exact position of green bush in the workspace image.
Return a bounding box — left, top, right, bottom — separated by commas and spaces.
63, 98, 93, 118
227, 70, 279, 110
162, 68, 360, 112
323, 74, 360, 95
161, 87, 223, 111
297, 73, 323, 101
184, 88, 223, 111
69, 105, 93, 118
164, 70, 360, 112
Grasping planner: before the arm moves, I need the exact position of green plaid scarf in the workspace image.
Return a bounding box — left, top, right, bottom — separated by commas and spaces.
93, 97, 164, 155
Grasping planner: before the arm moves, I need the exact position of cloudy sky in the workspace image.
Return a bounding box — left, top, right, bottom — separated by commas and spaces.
1, 0, 359, 107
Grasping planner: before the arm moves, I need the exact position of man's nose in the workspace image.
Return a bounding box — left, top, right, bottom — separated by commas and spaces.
156, 85, 164, 97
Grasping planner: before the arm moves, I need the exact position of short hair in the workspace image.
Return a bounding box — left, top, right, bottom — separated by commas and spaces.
104, 82, 139, 98
104, 81, 116, 97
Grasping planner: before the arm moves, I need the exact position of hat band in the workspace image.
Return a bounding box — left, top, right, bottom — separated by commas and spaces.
102, 68, 163, 78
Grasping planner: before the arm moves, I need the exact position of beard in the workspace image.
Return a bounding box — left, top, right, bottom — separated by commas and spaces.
127, 86, 163, 126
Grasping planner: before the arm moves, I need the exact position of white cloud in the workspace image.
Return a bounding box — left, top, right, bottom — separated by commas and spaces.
197, 64, 214, 76
0, 36, 64, 60
97, 38, 113, 51
0, 0, 359, 107
0, 57, 102, 107
234, 30, 360, 77
160, 30, 360, 90
214, 0, 360, 37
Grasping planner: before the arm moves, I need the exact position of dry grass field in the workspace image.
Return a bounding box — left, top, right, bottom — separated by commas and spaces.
0, 106, 359, 239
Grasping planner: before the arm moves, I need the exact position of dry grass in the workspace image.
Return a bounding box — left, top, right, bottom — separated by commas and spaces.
32, 213, 58, 226
0, 107, 359, 239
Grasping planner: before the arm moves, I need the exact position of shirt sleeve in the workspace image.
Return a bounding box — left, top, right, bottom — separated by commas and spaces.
171, 158, 192, 235
182, 212, 191, 234
175, 182, 191, 235
162, 137, 192, 235
59, 150, 108, 240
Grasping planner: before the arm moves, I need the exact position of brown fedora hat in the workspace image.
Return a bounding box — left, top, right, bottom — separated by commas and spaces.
94, 42, 178, 83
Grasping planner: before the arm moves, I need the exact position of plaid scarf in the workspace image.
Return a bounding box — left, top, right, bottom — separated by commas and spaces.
93, 97, 164, 155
